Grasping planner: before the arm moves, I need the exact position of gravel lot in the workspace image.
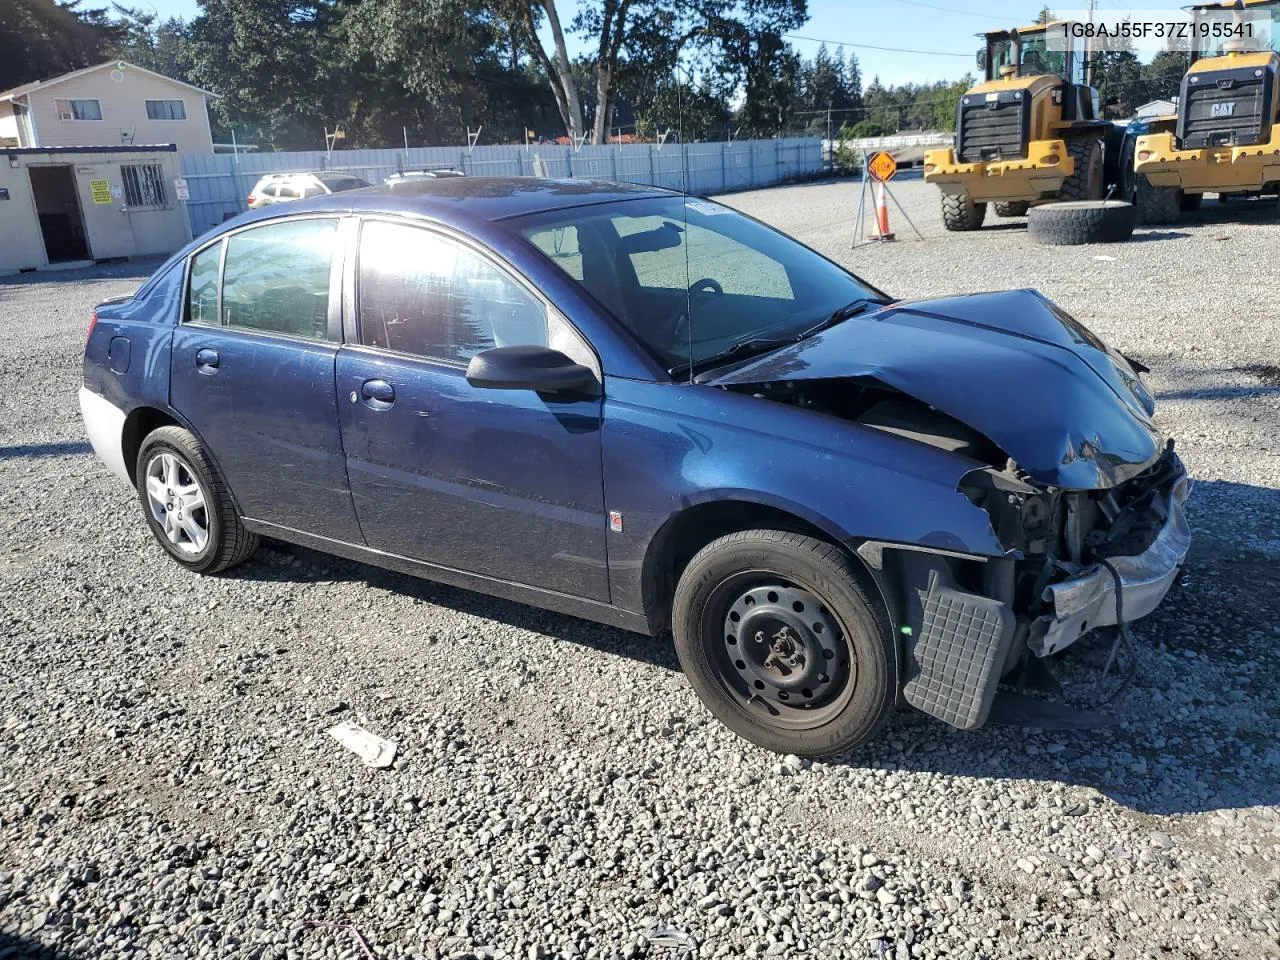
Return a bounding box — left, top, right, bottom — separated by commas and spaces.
2, 178, 1278, 960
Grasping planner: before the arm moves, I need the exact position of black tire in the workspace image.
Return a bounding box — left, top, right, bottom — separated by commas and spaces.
672, 530, 895, 757
1134, 175, 1181, 225
1059, 136, 1105, 202
1179, 192, 1203, 212
993, 201, 1031, 217
1027, 200, 1136, 245
940, 191, 987, 231
136, 426, 258, 574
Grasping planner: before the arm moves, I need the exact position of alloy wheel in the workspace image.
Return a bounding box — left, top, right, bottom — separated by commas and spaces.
143, 451, 210, 555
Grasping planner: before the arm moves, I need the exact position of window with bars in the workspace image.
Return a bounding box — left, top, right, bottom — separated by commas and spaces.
145, 99, 186, 120
121, 164, 169, 209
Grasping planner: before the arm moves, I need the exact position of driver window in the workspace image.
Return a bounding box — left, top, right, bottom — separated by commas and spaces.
357, 220, 548, 363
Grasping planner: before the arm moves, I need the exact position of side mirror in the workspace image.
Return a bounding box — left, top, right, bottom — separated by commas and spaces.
465, 345, 597, 394
976, 47, 987, 71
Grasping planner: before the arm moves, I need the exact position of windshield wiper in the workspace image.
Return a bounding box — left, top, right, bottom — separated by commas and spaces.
668, 296, 887, 380
668, 336, 794, 380
796, 296, 888, 340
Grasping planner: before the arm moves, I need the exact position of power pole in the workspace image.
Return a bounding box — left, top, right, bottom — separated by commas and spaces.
826, 105, 833, 170
1085, 0, 1097, 88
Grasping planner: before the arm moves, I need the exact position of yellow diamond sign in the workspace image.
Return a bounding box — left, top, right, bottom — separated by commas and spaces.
867, 151, 897, 183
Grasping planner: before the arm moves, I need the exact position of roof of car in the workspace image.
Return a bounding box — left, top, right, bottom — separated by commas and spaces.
235, 176, 678, 229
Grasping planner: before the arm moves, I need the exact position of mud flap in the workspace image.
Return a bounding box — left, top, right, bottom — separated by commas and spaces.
902, 570, 1015, 730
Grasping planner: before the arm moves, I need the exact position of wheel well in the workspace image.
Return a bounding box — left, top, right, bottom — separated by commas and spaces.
641, 500, 853, 634
121, 407, 180, 487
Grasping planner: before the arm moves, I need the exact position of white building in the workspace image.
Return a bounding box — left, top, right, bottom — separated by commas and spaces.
0, 60, 217, 155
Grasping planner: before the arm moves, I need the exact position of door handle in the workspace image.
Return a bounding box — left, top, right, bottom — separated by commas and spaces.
358, 378, 395, 410
195, 347, 219, 374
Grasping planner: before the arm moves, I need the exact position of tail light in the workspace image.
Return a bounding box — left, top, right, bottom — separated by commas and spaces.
1041, 153, 1060, 165
1138, 150, 1152, 161
86, 307, 98, 345
246, 194, 256, 205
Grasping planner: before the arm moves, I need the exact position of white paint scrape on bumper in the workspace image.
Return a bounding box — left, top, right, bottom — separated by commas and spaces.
79, 386, 132, 486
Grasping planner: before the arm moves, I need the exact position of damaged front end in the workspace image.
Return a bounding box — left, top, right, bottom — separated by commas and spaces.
865, 445, 1191, 731
705, 289, 1193, 731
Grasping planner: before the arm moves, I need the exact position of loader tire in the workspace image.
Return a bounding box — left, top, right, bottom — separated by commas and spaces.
1179, 192, 1203, 212
993, 201, 1031, 217
1059, 136, 1105, 202
941, 191, 987, 231
1027, 200, 1136, 246
1134, 175, 1181, 225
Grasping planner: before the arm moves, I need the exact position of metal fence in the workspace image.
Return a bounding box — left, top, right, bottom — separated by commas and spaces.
179, 138, 822, 237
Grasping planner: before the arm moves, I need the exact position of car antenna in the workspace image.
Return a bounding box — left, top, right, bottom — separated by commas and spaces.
675, 62, 694, 382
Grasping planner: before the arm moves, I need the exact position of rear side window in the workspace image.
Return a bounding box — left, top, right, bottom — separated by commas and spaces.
185, 219, 339, 340
357, 220, 547, 363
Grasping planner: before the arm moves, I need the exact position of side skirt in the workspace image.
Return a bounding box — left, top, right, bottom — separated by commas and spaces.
242, 518, 654, 636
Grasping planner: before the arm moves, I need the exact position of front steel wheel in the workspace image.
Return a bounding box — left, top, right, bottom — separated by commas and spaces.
673, 530, 895, 757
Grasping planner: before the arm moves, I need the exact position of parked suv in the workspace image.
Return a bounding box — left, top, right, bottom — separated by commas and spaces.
80, 177, 1190, 758
246, 171, 371, 209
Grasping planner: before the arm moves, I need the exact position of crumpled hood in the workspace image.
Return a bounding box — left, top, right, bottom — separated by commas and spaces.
706, 289, 1163, 489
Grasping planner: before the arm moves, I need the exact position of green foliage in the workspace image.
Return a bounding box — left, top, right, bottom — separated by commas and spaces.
0, 0, 121, 90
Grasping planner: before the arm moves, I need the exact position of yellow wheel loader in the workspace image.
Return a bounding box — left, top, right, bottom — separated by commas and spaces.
925, 22, 1115, 231
1129, 0, 1280, 224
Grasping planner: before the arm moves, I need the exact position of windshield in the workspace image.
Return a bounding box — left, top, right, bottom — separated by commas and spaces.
1194, 2, 1280, 57
514, 196, 878, 375
319, 175, 370, 192
1016, 29, 1064, 76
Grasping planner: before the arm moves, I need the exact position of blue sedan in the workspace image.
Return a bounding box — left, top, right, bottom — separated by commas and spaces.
80, 177, 1190, 756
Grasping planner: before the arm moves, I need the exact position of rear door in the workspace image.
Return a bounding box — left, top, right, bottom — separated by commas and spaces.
335, 217, 610, 600
170, 215, 364, 543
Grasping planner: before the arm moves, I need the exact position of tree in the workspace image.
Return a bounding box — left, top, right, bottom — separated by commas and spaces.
1140, 43, 1190, 105
1091, 27, 1142, 118
109, 6, 190, 80
0, 0, 121, 90
495, 0, 586, 141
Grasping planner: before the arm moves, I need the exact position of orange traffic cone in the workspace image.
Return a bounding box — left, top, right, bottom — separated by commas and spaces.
876, 182, 895, 242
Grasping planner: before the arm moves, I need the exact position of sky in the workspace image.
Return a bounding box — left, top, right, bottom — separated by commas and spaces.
137, 0, 1197, 88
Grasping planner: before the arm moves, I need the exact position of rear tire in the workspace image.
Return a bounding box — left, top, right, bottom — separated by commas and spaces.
1027, 200, 1136, 245
993, 201, 1031, 217
1059, 136, 1105, 202
136, 426, 258, 574
941, 191, 987, 231
672, 530, 895, 758
1179, 192, 1203, 212
1135, 175, 1181, 224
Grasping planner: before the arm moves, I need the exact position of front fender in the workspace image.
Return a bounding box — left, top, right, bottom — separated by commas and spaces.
602, 378, 1006, 615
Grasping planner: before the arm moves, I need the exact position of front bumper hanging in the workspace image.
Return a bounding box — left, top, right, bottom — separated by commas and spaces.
899, 453, 1191, 731
1029, 464, 1192, 657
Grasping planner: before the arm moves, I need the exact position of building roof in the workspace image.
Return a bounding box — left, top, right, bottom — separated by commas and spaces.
3, 144, 178, 155
0, 60, 218, 103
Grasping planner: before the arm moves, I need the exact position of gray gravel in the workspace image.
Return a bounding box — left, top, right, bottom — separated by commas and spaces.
2, 179, 1279, 960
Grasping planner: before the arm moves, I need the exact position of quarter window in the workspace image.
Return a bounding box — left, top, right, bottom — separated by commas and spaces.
357, 221, 547, 363
145, 99, 186, 120
187, 241, 222, 325
185, 219, 338, 340
55, 98, 102, 121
